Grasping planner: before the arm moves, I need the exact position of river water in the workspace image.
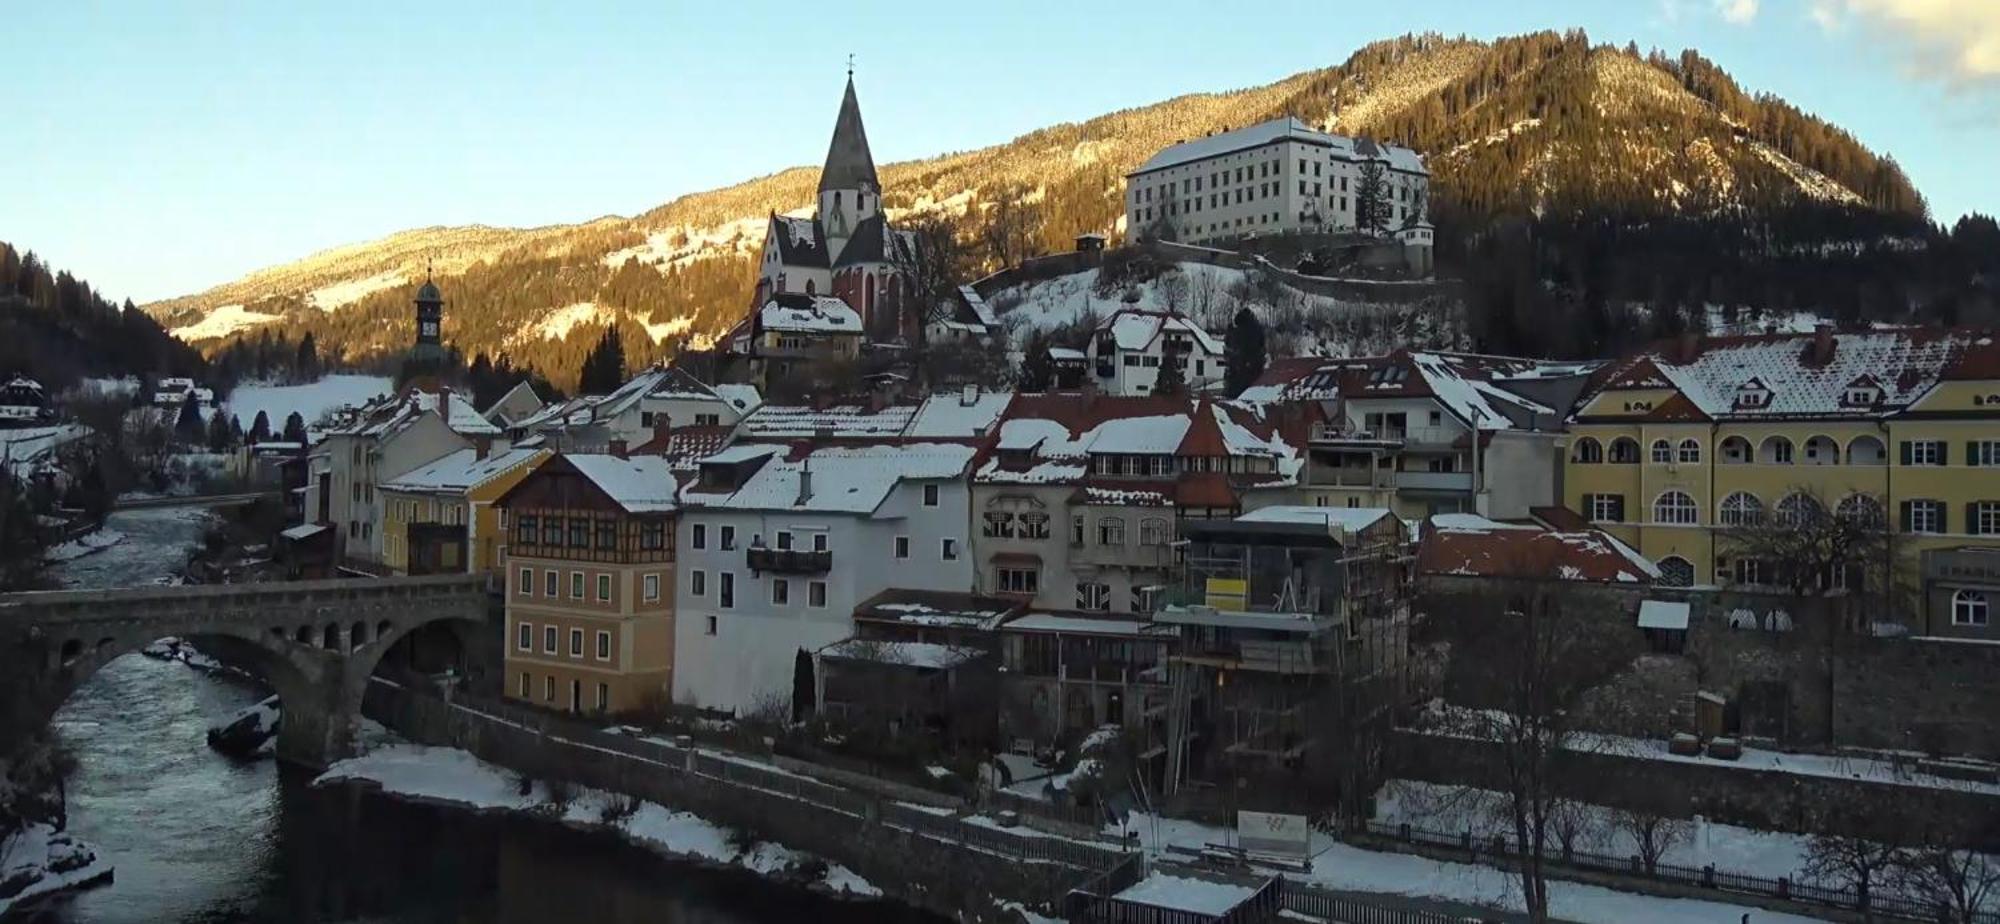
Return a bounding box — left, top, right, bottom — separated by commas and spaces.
19, 507, 935, 924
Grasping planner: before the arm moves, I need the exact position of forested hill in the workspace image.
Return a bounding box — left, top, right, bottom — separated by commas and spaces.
1, 242, 207, 390
146, 30, 1932, 389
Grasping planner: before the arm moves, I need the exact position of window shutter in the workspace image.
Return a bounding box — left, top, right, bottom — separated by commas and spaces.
1899, 501, 1913, 533
1939, 442, 1951, 466
1899, 441, 1913, 466
1970, 442, 1981, 467
1968, 503, 1980, 536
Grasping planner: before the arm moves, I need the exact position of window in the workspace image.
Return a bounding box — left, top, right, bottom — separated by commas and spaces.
519, 672, 531, 699
516, 621, 533, 651
1970, 441, 2000, 467
543, 625, 557, 654
570, 572, 584, 599
941, 538, 959, 561
1902, 499, 1945, 534
515, 515, 537, 545
1021, 513, 1050, 539
1077, 582, 1111, 611
544, 570, 558, 597
543, 517, 563, 546
690, 569, 708, 601
719, 572, 734, 608
998, 568, 1040, 594
771, 578, 789, 605
895, 536, 910, 559
518, 567, 532, 596
705, 615, 718, 636
568, 518, 588, 548
1140, 518, 1170, 546
568, 629, 583, 657
1761, 437, 1795, 465
643, 573, 660, 601
983, 512, 1015, 538
596, 574, 611, 601
1720, 492, 1764, 527
812, 532, 828, 552
1720, 436, 1752, 464
1975, 501, 2000, 537
1651, 440, 1673, 464
1902, 440, 1945, 466
545, 675, 555, 703
693, 524, 707, 549
1775, 493, 1823, 527
1654, 491, 1698, 525
1658, 557, 1695, 587
640, 521, 665, 550
1608, 438, 1641, 464
1586, 493, 1625, 523
923, 484, 940, 507
1734, 558, 1765, 585
596, 630, 611, 661
1835, 494, 1884, 527
808, 581, 827, 607
1570, 437, 1603, 464
776, 530, 793, 550
597, 683, 609, 712
694, 413, 720, 427
1953, 589, 1990, 626
1098, 517, 1126, 546
596, 520, 616, 550
1678, 439, 1701, 464
720, 526, 736, 550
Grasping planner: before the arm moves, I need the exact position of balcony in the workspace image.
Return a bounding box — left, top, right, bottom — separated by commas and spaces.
1311, 424, 1464, 447
746, 546, 833, 575
1180, 638, 1325, 675
1396, 471, 1474, 492
1310, 466, 1393, 489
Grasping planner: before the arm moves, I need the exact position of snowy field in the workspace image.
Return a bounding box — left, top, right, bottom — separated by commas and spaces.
221, 374, 393, 430
315, 741, 880, 898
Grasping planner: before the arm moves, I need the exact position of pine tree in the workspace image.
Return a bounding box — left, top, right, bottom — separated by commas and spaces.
205, 409, 234, 452
1018, 330, 1054, 392
0, 474, 48, 591
1153, 348, 1188, 396
174, 394, 204, 445
579, 327, 626, 395
282, 411, 307, 444
1355, 159, 1392, 236
1223, 307, 1268, 397
295, 333, 319, 380
249, 410, 272, 444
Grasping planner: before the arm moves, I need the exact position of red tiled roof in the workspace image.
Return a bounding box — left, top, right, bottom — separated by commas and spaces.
1418, 526, 1658, 584
1174, 472, 1239, 508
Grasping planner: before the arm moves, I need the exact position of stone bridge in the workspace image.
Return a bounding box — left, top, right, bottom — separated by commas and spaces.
0, 574, 494, 767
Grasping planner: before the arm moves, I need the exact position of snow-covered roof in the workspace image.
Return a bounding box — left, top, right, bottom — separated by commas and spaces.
854, 590, 1024, 630
1637, 600, 1691, 630
1236, 505, 1395, 533
280, 523, 328, 540
1096, 308, 1223, 357
1418, 517, 1662, 584
1581, 329, 2000, 421
817, 638, 982, 669
683, 442, 976, 515
902, 390, 1013, 439
738, 403, 918, 440
1047, 347, 1088, 362
712, 383, 763, 414
328, 389, 501, 440
1000, 613, 1166, 636
977, 396, 1300, 487
380, 447, 546, 495
1301, 351, 1589, 432
1131, 116, 1427, 176
758, 293, 863, 335
564, 454, 680, 514
512, 395, 602, 433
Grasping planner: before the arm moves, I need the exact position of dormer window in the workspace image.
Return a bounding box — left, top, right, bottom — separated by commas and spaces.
1734, 379, 1772, 409
1840, 376, 1882, 408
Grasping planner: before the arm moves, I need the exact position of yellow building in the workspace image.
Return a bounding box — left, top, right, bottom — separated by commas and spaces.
1563, 328, 2000, 637
494, 453, 681, 716
379, 446, 550, 575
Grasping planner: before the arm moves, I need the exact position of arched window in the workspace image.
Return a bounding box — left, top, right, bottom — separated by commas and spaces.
1609, 437, 1641, 464
805, 279, 816, 296
1775, 492, 1823, 527
1758, 436, 1795, 465
1678, 439, 1701, 464
1803, 435, 1840, 466
1954, 590, 1990, 627
1657, 556, 1695, 587
1651, 439, 1673, 464
1836, 494, 1884, 527
1720, 492, 1764, 526
1654, 491, 1699, 525
1847, 436, 1887, 465
1571, 437, 1603, 464
1720, 436, 1752, 464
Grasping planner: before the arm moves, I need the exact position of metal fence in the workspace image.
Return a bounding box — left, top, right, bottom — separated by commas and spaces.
1364, 819, 1999, 924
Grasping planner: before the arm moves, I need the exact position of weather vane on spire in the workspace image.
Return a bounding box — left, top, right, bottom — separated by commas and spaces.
847, 53, 855, 78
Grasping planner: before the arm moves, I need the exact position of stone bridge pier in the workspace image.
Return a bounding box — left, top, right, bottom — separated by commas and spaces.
0, 574, 494, 768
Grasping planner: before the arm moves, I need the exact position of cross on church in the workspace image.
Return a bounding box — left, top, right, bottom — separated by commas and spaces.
847, 53, 854, 78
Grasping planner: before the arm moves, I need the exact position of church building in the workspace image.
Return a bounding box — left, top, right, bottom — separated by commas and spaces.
749, 76, 917, 344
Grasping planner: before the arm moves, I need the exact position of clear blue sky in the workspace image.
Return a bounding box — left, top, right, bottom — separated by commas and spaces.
8, 0, 1997, 305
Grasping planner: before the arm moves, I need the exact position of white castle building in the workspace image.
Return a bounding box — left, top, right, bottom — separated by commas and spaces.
1124, 117, 1430, 245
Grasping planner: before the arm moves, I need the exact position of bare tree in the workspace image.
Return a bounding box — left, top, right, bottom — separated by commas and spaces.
1607, 805, 1690, 874
891, 215, 972, 344
979, 182, 1043, 271
1803, 831, 1902, 918
1720, 485, 1900, 618
1890, 841, 2000, 924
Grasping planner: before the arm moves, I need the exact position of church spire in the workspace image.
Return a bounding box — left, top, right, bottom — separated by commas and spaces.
817, 73, 879, 195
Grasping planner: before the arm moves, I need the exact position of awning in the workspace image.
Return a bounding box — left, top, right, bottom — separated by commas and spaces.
1637, 600, 1690, 630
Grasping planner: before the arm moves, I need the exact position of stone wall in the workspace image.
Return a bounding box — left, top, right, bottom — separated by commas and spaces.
1830, 636, 2000, 758
1386, 730, 2000, 845
362, 683, 1112, 922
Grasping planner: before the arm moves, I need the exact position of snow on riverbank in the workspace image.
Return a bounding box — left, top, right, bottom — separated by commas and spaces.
315, 742, 882, 899
44, 528, 125, 563
1111, 811, 1838, 924
0, 824, 114, 917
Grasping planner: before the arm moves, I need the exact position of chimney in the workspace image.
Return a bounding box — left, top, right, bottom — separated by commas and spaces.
437, 387, 451, 424
1811, 323, 1836, 365
1674, 331, 1700, 364
474, 436, 492, 461
608, 439, 628, 460
653, 412, 673, 443
961, 383, 979, 407
796, 457, 814, 505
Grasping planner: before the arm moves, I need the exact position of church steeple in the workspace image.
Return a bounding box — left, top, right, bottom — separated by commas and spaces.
413, 265, 444, 361
817, 72, 880, 256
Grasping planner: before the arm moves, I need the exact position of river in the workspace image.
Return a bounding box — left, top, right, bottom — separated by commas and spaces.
18, 507, 936, 924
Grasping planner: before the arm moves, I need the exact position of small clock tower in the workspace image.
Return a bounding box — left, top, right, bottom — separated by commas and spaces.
413, 271, 444, 362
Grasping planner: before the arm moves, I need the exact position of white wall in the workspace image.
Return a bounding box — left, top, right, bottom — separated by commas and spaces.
1126, 139, 1429, 244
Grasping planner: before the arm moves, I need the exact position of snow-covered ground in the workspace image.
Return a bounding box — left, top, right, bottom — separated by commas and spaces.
169, 303, 280, 341
1110, 812, 1839, 924
221, 374, 393, 431
43, 528, 126, 564
315, 741, 882, 899
1115, 873, 1256, 915
0, 824, 114, 917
